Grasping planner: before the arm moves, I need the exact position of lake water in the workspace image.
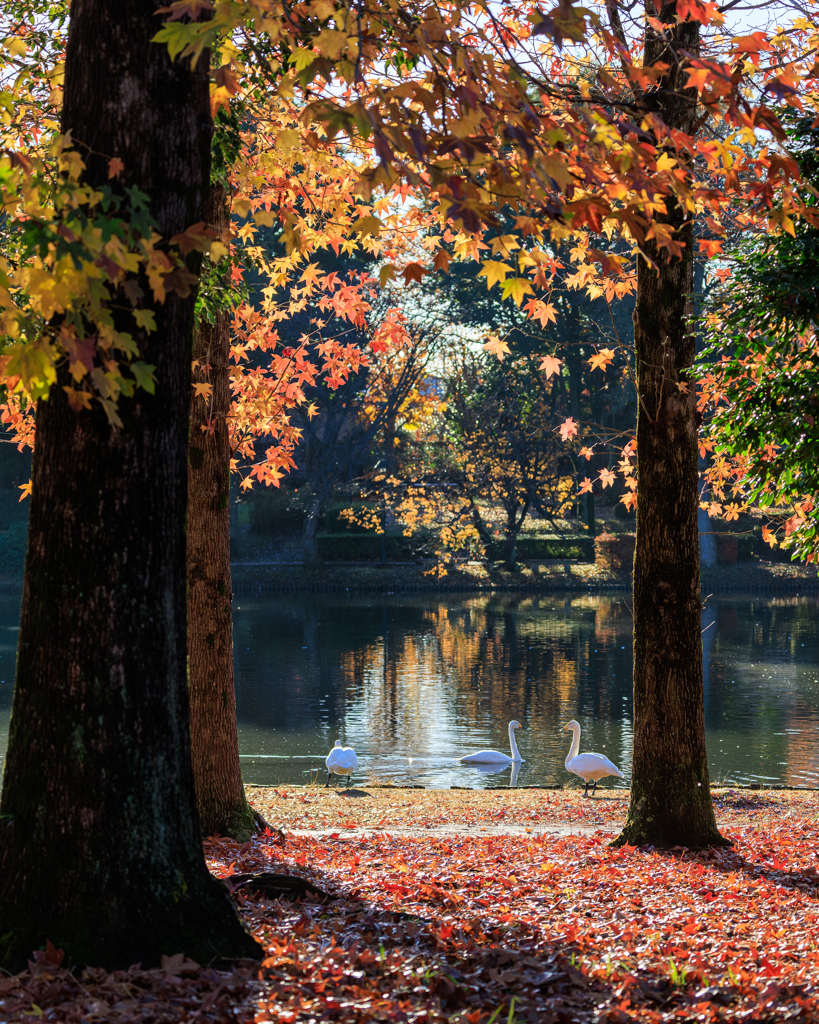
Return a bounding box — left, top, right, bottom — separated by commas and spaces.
1, 591, 818, 790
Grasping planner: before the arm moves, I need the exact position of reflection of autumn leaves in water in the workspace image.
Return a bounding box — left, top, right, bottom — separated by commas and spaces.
234, 591, 819, 787
335, 595, 633, 777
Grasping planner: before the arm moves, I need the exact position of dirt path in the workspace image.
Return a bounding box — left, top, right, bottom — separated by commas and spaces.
282, 822, 619, 839
246, 784, 819, 841
246, 784, 630, 840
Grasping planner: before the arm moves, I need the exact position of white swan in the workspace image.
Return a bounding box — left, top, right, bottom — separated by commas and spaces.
460, 721, 523, 764
564, 719, 623, 796
325, 740, 358, 788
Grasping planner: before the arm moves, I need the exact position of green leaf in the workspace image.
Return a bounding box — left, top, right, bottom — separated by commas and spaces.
131, 361, 156, 395
289, 48, 317, 72
132, 308, 156, 332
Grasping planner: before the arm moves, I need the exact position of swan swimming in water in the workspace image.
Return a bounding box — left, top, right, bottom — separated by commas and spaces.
325, 740, 358, 788
563, 719, 623, 796
460, 721, 523, 765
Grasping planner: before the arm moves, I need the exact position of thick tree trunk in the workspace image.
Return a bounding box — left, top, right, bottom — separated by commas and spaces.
614, 2, 727, 848
188, 184, 257, 840
0, 0, 261, 969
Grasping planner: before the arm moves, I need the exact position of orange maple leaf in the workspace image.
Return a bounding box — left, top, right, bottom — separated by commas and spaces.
599, 468, 616, 488
433, 248, 452, 273
578, 446, 594, 460
588, 348, 615, 372
483, 335, 511, 361
698, 238, 723, 257
579, 477, 593, 494
107, 157, 124, 179
18, 480, 32, 502
300, 263, 323, 291
539, 354, 562, 379
213, 64, 241, 95
558, 417, 578, 441
676, 0, 720, 23
525, 298, 557, 328
170, 222, 215, 254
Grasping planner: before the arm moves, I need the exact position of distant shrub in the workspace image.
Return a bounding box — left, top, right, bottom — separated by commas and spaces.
317, 533, 412, 561
247, 489, 304, 536
485, 535, 595, 562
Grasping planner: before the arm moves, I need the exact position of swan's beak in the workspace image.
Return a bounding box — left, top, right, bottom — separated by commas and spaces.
563, 723, 570, 730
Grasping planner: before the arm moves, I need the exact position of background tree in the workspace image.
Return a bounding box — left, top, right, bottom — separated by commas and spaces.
188, 178, 262, 841
445, 350, 574, 568
699, 116, 819, 568
0, 0, 259, 968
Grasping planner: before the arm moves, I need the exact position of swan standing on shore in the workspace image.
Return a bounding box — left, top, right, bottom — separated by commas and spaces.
563, 719, 623, 796
325, 740, 358, 788
460, 721, 524, 764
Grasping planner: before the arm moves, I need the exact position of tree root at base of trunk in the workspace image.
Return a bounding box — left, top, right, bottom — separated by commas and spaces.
251, 810, 286, 847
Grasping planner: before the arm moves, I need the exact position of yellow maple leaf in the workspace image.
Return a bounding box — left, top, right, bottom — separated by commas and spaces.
193, 381, 212, 400
501, 277, 534, 307
489, 234, 521, 256
478, 261, 513, 290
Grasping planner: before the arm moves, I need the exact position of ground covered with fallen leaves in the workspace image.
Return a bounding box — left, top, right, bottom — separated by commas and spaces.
3, 789, 819, 1022
246, 784, 626, 837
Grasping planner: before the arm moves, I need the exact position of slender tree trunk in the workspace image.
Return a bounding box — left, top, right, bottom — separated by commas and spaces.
188, 184, 257, 840
0, 0, 261, 969
584, 490, 595, 534
614, 1, 727, 848
303, 493, 323, 564
470, 503, 493, 549
502, 502, 527, 570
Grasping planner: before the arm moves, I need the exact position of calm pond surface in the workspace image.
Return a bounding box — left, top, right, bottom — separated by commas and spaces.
1, 591, 818, 790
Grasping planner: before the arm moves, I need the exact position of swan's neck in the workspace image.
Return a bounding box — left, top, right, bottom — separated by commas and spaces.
565, 727, 580, 767
508, 724, 521, 761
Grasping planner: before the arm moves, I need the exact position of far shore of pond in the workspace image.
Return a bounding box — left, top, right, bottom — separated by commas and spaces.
229, 556, 819, 592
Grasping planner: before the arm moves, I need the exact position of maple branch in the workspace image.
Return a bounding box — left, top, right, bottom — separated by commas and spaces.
605, 0, 638, 90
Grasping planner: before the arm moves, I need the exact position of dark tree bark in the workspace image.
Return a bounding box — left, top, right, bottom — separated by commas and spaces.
188, 184, 257, 840
0, 0, 261, 969
614, 0, 728, 849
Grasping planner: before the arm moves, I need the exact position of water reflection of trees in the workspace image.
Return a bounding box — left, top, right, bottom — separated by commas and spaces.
234, 594, 636, 776
232, 591, 819, 786
703, 596, 819, 785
